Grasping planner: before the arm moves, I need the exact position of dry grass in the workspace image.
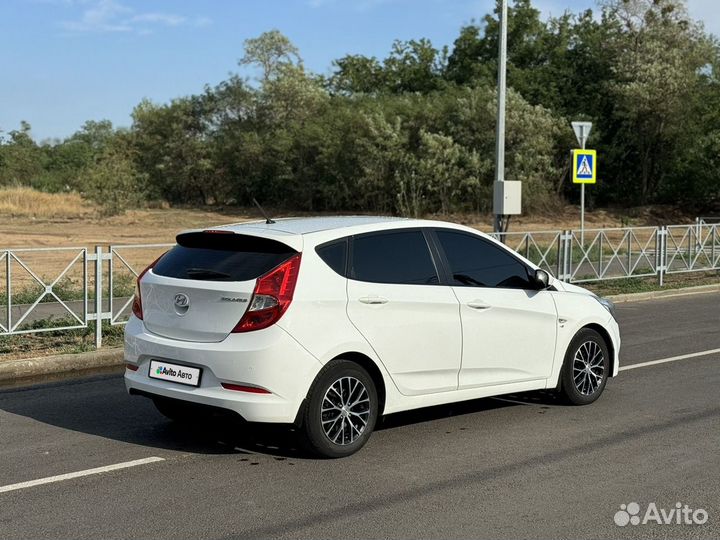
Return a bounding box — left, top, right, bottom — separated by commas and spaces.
0, 192, 702, 250
0, 187, 93, 219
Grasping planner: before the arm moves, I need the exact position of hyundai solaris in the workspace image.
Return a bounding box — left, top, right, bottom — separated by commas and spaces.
124, 216, 620, 458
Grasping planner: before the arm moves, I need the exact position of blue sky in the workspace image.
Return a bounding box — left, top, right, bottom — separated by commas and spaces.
1, 0, 717, 141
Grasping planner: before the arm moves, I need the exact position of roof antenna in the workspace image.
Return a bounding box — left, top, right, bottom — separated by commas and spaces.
252, 198, 275, 224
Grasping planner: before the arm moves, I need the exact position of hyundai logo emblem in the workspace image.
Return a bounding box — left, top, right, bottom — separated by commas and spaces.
174, 293, 189, 308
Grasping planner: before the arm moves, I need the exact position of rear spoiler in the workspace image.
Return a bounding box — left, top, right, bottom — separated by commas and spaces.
176, 227, 304, 252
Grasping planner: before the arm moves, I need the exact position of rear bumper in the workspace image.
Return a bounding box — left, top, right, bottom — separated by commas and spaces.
123, 316, 322, 423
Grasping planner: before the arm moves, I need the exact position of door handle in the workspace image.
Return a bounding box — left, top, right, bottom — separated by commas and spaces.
359, 296, 389, 305
467, 300, 491, 310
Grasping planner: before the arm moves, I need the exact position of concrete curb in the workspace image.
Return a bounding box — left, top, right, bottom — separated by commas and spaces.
607, 283, 720, 303
0, 348, 124, 383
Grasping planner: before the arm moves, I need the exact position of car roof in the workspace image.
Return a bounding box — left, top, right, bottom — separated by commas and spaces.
214, 216, 410, 235
182, 215, 493, 252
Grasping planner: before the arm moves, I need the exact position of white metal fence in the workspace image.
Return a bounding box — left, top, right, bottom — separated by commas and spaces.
1, 221, 718, 348
493, 222, 720, 285
0, 243, 172, 348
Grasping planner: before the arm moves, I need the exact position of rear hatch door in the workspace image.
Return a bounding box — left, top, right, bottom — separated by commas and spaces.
141, 231, 298, 342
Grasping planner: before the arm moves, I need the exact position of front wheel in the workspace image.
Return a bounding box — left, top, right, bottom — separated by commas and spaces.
558, 328, 610, 405
300, 360, 379, 458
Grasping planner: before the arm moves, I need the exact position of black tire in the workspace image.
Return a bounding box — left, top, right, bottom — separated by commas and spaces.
558, 328, 610, 405
152, 396, 210, 423
300, 360, 379, 458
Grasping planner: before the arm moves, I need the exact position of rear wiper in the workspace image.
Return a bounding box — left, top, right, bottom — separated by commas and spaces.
186, 268, 232, 280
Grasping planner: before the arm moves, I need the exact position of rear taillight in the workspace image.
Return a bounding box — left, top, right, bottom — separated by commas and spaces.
232, 253, 302, 333
131, 254, 165, 320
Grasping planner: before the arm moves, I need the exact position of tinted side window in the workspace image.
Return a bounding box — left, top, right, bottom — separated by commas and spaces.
436, 230, 533, 289
153, 232, 295, 282
316, 240, 347, 276
351, 231, 438, 285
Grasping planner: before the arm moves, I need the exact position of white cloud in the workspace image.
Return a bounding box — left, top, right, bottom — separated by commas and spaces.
60, 0, 132, 32
59, 0, 210, 34
129, 13, 187, 27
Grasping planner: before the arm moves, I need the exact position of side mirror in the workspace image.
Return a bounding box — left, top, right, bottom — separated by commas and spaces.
533, 269, 551, 290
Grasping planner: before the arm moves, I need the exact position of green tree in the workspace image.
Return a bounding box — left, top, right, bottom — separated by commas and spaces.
42, 120, 118, 192
240, 29, 301, 84
383, 39, 448, 93
445, 0, 550, 94
0, 121, 45, 186
329, 39, 447, 94
84, 136, 146, 216
602, 0, 715, 202
398, 130, 481, 216
329, 55, 386, 94
131, 97, 218, 204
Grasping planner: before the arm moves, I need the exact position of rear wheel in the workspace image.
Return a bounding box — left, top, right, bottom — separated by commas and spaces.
301, 360, 379, 458
558, 328, 610, 405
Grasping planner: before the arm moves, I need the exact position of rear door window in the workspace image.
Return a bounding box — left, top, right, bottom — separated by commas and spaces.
152, 232, 296, 282
316, 239, 347, 276
350, 230, 439, 285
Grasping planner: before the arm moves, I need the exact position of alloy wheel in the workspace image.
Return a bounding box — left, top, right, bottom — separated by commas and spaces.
321, 376, 371, 445
572, 340, 605, 396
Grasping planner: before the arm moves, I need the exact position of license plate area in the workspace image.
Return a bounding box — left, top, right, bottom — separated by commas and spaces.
148, 360, 202, 387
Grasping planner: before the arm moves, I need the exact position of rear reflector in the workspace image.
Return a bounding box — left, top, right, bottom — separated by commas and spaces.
221, 383, 271, 394
125, 363, 139, 371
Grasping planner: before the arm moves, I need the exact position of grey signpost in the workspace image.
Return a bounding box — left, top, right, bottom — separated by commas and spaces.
572, 121, 592, 245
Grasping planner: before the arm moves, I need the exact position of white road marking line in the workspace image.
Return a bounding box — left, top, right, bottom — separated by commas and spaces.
0, 457, 165, 494
620, 348, 720, 372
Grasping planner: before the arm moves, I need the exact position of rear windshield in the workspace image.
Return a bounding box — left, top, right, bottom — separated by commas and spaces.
152, 232, 296, 282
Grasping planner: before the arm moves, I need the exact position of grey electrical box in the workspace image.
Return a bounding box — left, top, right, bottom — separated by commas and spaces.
493, 180, 522, 215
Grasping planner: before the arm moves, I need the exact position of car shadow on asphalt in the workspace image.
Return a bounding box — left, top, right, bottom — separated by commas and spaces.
0, 372, 562, 461
378, 389, 561, 430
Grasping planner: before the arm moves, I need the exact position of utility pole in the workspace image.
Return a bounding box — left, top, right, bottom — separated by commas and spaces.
493, 0, 508, 234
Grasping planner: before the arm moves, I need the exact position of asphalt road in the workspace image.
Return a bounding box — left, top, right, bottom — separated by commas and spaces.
1, 292, 719, 539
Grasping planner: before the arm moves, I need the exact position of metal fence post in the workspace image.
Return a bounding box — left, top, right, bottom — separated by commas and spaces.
556, 233, 562, 279
6, 250, 11, 332
566, 230, 573, 282
559, 230, 572, 282
689, 224, 694, 267
95, 245, 103, 349
657, 227, 667, 287
626, 230, 632, 276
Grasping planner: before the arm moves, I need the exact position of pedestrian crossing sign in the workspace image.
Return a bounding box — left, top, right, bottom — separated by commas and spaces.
573, 149, 596, 184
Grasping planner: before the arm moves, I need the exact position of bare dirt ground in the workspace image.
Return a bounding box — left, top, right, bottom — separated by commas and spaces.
0, 203, 697, 249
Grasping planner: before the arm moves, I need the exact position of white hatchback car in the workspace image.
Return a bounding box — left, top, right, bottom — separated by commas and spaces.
125, 216, 620, 457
